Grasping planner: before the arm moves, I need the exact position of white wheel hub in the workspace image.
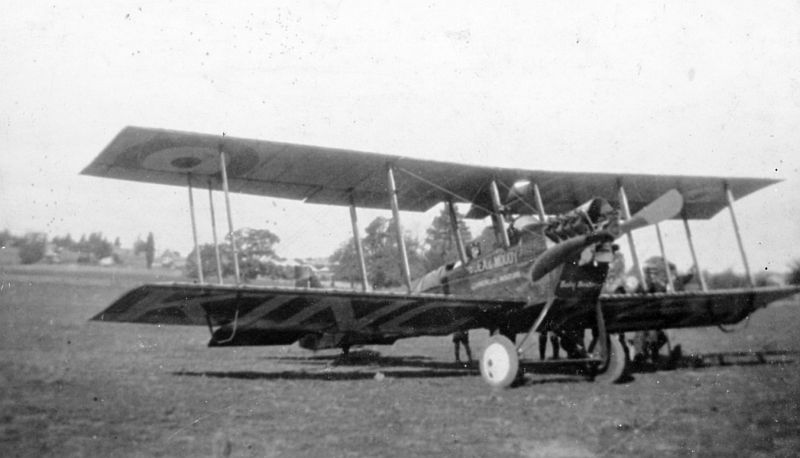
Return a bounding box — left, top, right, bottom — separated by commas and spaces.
483, 343, 511, 379
479, 335, 519, 388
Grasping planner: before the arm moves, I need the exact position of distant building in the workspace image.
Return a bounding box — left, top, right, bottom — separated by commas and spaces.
43, 243, 60, 264
295, 257, 334, 283
159, 249, 185, 269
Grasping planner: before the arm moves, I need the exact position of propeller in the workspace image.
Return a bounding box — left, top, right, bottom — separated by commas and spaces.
530, 189, 683, 282
615, 189, 683, 235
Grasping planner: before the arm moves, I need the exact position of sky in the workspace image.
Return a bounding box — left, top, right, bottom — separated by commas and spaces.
1, 1, 799, 276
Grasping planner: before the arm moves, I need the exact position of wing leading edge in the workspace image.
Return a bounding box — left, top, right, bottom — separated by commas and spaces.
82, 126, 780, 219
91, 282, 527, 345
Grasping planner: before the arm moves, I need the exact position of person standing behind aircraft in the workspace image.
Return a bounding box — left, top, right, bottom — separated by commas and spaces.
538, 332, 560, 360
467, 242, 481, 261
602, 244, 627, 294
632, 257, 693, 364
452, 330, 473, 365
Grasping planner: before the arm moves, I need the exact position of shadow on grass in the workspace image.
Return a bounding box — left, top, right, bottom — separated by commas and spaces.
176, 350, 589, 384
174, 368, 477, 381
630, 349, 797, 374
510, 349, 798, 386
176, 349, 484, 381
258, 350, 471, 371
174, 349, 797, 384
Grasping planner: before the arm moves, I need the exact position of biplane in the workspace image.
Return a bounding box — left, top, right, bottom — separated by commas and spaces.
84, 127, 800, 388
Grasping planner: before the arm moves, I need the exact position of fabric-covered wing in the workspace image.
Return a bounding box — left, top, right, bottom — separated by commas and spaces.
599, 286, 800, 333
82, 126, 780, 219
91, 282, 526, 343
466, 170, 778, 220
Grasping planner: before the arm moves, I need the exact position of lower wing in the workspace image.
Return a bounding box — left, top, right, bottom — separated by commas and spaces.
600, 286, 800, 333
91, 282, 526, 347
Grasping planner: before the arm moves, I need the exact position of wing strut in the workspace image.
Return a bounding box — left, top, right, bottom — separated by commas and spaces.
514, 181, 553, 353
515, 297, 556, 354
682, 212, 708, 291
187, 175, 205, 284
532, 182, 547, 221
489, 180, 511, 249
654, 224, 675, 292
349, 194, 370, 292
618, 184, 647, 290
219, 147, 241, 285
387, 165, 412, 292
208, 181, 224, 284
446, 198, 468, 265
725, 183, 754, 287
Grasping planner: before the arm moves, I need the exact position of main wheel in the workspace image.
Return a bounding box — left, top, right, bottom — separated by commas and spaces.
479, 335, 520, 388
592, 334, 629, 384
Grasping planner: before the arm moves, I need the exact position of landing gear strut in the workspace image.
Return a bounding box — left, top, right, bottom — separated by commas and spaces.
589, 334, 629, 383
588, 295, 629, 383
478, 296, 630, 388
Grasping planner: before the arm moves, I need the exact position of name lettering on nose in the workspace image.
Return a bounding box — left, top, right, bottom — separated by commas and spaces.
466, 250, 520, 274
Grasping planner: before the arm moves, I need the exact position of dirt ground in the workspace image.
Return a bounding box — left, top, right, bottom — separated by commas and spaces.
2, 265, 799, 457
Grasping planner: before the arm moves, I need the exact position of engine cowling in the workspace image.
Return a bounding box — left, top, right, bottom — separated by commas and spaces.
544, 198, 616, 242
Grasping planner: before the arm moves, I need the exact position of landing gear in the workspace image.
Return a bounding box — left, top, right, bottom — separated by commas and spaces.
590, 334, 629, 384
586, 293, 628, 383
479, 335, 520, 388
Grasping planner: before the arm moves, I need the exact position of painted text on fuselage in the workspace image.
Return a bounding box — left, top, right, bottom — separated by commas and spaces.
466, 249, 520, 274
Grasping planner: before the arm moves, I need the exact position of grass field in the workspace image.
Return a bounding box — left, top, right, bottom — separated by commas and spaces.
1, 264, 799, 457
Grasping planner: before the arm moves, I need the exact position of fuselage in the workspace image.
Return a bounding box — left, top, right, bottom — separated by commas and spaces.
414, 199, 618, 332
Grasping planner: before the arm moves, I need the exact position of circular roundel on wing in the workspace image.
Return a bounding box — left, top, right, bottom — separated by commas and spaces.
141, 146, 222, 174
117, 134, 261, 178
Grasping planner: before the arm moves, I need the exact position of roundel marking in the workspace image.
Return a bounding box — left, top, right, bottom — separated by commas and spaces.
141, 146, 224, 174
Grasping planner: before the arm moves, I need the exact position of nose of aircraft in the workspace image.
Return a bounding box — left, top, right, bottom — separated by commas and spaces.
530, 190, 683, 283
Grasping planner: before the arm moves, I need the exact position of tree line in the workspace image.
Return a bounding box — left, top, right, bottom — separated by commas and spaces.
4, 214, 800, 289
183, 207, 473, 287
329, 207, 473, 289
1, 229, 155, 267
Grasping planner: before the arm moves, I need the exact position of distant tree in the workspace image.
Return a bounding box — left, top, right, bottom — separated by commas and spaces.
145, 233, 155, 269
705, 269, 749, 290
788, 259, 800, 286
114, 237, 121, 249
74, 232, 113, 261
477, 225, 500, 248
185, 244, 233, 280
233, 228, 280, 280
18, 233, 47, 264
0, 229, 15, 248
329, 217, 424, 289
52, 233, 75, 249
133, 237, 146, 255
753, 271, 780, 287
89, 233, 113, 259
185, 227, 280, 281
329, 239, 362, 287
422, 206, 472, 271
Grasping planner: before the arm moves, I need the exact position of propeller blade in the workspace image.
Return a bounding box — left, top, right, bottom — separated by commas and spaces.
530, 235, 595, 282
530, 190, 683, 282
617, 189, 683, 235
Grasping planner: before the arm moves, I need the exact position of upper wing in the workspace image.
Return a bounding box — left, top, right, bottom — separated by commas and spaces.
91, 282, 526, 344
82, 126, 780, 219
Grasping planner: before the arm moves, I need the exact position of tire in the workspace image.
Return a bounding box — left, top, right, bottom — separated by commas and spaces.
592, 334, 629, 384
479, 335, 520, 389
